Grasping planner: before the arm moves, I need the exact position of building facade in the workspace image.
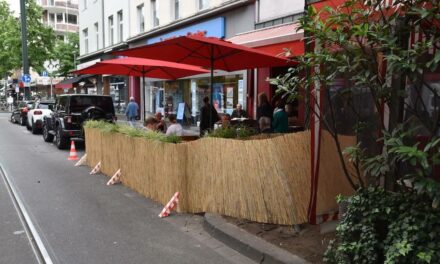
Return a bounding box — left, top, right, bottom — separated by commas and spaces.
77, 0, 304, 121
40, 0, 79, 41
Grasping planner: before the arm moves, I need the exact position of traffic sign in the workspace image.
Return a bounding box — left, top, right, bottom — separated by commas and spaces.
21, 74, 31, 83
42, 71, 48, 77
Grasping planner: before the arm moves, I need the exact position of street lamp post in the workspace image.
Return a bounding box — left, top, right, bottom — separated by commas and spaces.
19, 0, 30, 100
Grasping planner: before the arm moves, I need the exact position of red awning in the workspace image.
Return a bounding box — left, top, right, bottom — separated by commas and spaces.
228, 23, 304, 58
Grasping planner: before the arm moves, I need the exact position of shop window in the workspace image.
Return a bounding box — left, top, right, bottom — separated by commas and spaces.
405, 81, 440, 136
323, 78, 380, 154
149, 74, 244, 124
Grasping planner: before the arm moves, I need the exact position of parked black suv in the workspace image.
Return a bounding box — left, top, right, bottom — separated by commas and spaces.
42, 94, 116, 149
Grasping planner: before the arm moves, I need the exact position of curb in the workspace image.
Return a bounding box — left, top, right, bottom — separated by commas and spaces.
203, 213, 308, 264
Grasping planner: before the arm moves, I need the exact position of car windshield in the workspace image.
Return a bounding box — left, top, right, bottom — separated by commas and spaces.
69, 96, 114, 114
38, 103, 54, 110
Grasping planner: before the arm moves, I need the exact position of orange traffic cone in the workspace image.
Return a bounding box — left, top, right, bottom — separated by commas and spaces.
68, 141, 78, 161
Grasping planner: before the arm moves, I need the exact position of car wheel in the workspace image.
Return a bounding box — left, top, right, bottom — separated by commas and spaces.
42, 123, 54, 142
26, 119, 32, 130
10, 115, 15, 123
31, 120, 38, 134
55, 125, 68, 149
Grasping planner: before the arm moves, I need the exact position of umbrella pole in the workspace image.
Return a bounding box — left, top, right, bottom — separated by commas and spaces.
143, 70, 146, 122
209, 45, 214, 132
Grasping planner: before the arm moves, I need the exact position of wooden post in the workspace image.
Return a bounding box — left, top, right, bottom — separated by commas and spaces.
103, 76, 110, 95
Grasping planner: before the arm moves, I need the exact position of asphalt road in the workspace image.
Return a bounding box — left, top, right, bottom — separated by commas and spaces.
0, 112, 254, 264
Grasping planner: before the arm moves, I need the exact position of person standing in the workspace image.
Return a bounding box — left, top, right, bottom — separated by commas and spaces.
272, 101, 289, 133
125, 97, 139, 127
199, 96, 219, 136
257, 92, 273, 121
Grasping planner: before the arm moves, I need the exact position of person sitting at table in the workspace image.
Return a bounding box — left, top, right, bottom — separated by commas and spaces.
259, 117, 272, 133
155, 112, 167, 133
231, 103, 248, 119
221, 114, 231, 128
272, 100, 289, 133
143, 117, 159, 131
166, 114, 183, 136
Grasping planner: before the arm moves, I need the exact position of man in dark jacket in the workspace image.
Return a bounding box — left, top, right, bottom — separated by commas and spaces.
199, 96, 219, 136
231, 103, 248, 119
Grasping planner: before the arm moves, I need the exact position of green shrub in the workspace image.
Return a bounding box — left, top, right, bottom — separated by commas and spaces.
324, 188, 440, 264
207, 126, 237, 138
84, 121, 181, 144
207, 125, 257, 139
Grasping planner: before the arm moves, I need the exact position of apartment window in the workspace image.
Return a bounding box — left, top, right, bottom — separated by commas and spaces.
117, 10, 123, 42
49, 0, 55, 6
49, 13, 55, 25
151, 0, 159, 27
83, 0, 87, 9
137, 4, 145, 33
94, 22, 99, 50
199, 0, 209, 10
67, 14, 77, 24
56, 13, 63, 23
83, 28, 88, 53
174, 0, 180, 20
108, 15, 114, 45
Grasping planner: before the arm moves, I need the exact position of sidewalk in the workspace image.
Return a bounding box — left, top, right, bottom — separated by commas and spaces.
203, 214, 309, 264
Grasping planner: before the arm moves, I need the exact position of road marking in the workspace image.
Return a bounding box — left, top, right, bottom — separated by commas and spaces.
14, 230, 26, 235
0, 165, 54, 264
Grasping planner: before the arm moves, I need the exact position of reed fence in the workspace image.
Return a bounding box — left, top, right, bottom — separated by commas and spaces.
85, 128, 355, 225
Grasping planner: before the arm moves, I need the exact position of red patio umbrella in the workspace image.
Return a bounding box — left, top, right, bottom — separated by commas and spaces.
113, 35, 293, 71
113, 35, 295, 125
73, 57, 209, 79
73, 57, 209, 119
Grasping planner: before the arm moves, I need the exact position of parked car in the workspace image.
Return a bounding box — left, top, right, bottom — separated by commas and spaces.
10, 101, 35, 125
26, 100, 55, 134
42, 94, 116, 149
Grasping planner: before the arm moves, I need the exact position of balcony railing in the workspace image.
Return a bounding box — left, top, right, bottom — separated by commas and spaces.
41, 0, 79, 10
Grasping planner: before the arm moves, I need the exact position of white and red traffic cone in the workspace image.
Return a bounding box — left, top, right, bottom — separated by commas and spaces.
68, 141, 78, 161
159, 192, 180, 218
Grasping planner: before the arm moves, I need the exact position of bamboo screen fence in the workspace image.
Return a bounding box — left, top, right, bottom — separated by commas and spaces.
316, 131, 358, 215
85, 128, 355, 225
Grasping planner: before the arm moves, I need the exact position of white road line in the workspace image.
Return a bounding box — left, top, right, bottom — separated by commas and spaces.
0, 164, 54, 264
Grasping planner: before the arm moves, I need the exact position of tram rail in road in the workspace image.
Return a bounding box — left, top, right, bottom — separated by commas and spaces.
0, 165, 53, 264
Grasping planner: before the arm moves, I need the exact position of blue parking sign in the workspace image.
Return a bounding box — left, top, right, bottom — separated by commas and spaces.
21, 74, 31, 83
